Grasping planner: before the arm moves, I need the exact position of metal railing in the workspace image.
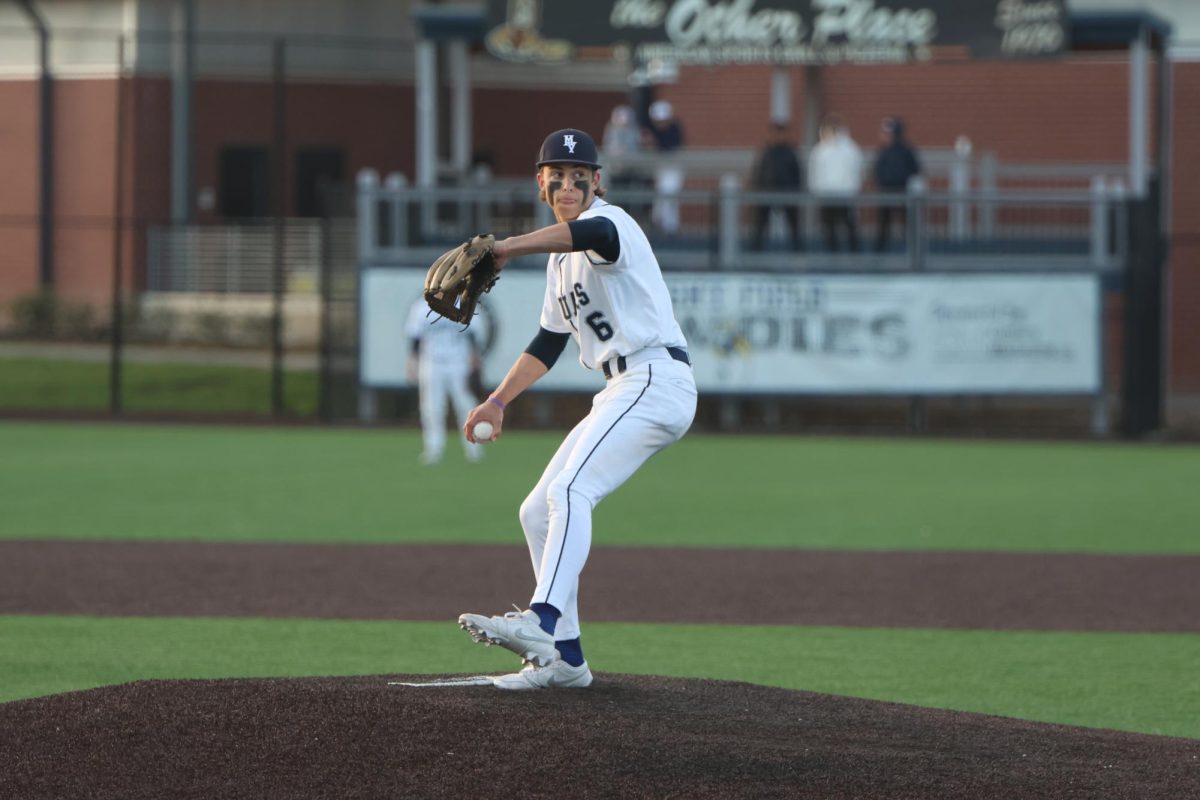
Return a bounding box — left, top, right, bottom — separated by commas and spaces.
356, 170, 1128, 275
147, 219, 324, 294
140, 168, 1127, 295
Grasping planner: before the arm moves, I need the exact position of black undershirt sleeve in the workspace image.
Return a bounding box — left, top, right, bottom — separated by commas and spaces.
524, 326, 571, 369
567, 217, 621, 263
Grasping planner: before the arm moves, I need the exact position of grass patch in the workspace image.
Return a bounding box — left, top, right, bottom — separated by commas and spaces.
1, 421, 1197, 552
2, 615, 1196, 739
0, 358, 316, 416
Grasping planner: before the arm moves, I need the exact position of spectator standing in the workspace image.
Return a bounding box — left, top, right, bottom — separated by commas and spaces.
648, 99, 685, 236
603, 105, 642, 172
750, 121, 805, 251
808, 115, 864, 252
873, 116, 922, 253
603, 104, 652, 218
405, 298, 484, 465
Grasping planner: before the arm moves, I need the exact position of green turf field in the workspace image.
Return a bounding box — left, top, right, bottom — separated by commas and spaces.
0, 358, 316, 416
1, 421, 1196, 552
2, 421, 1197, 739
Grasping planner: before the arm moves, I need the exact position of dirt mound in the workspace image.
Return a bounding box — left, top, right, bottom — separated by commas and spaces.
2, 675, 1196, 799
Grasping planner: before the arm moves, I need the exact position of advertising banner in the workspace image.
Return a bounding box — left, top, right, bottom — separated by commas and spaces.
362, 269, 1100, 395
667, 272, 1100, 393
483, 0, 1069, 66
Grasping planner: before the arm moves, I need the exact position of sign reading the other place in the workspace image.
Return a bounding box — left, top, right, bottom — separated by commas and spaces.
483, 0, 1069, 66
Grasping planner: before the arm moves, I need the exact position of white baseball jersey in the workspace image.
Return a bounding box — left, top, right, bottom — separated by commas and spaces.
538, 198, 687, 369
406, 300, 476, 369
405, 298, 481, 463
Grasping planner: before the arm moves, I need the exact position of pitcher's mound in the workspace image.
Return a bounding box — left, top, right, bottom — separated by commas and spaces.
2, 674, 1196, 799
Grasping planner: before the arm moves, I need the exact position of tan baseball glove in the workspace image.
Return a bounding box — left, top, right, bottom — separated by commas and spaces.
423, 234, 499, 326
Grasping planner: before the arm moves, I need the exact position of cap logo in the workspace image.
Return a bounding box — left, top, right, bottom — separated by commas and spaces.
563, 134, 577, 154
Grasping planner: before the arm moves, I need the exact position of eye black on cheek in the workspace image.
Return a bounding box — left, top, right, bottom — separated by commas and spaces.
573, 179, 590, 195
548, 180, 563, 201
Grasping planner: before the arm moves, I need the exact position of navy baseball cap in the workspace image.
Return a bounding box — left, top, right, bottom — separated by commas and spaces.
536, 128, 601, 169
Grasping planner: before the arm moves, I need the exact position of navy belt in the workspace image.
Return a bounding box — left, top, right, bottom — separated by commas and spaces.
603, 346, 690, 380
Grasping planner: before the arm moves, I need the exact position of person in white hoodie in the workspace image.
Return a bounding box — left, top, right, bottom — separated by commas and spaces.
807, 115, 864, 252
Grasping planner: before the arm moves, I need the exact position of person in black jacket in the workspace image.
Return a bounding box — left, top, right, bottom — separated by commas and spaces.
648, 100, 685, 236
873, 117, 921, 253
750, 122, 805, 251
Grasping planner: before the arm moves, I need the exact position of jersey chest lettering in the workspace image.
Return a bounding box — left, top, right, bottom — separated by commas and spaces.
556, 264, 616, 343
556, 282, 591, 320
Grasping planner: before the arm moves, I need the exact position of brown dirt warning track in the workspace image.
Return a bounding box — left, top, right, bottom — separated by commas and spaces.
2, 540, 1198, 799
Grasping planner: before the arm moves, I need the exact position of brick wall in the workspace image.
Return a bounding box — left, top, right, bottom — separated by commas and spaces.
1167, 64, 1200, 394
0, 81, 43, 304
0, 80, 122, 306
472, 87, 627, 176
661, 57, 1146, 159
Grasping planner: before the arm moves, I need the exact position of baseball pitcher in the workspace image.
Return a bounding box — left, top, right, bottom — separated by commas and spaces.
426, 128, 697, 689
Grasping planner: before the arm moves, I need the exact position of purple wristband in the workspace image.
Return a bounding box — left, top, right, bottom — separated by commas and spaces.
487, 396, 506, 411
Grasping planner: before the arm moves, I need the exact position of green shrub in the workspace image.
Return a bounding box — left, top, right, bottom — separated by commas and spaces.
195, 312, 232, 345
238, 315, 274, 347
123, 304, 177, 344
59, 303, 102, 341
8, 291, 104, 340
9, 291, 57, 337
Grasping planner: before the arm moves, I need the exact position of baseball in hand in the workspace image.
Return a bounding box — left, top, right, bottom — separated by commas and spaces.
473, 421, 494, 441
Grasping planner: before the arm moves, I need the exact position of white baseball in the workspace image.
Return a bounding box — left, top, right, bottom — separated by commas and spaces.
473, 421, 494, 441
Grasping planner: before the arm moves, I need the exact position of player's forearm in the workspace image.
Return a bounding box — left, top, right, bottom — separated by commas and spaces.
489, 353, 549, 406
494, 223, 574, 260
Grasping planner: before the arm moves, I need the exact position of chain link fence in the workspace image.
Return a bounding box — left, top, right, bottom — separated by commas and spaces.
0, 23, 1187, 434
0, 26, 417, 420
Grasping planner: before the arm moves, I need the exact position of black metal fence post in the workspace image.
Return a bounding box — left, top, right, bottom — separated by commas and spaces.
906, 184, 928, 434
270, 37, 287, 416
318, 190, 334, 423
1120, 187, 1165, 436
16, 1, 55, 290
109, 34, 127, 414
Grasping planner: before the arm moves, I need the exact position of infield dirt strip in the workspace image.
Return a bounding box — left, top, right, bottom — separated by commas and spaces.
4, 540, 1200, 799
2, 540, 1199, 631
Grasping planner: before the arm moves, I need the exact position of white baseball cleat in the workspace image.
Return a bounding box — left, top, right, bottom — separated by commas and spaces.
492, 659, 593, 690
457, 608, 558, 666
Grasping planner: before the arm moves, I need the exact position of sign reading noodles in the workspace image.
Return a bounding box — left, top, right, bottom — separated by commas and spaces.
361, 269, 1100, 395
666, 273, 1100, 393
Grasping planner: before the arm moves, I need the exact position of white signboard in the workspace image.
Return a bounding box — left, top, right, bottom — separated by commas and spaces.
362, 268, 1101, 395
669, 272, 1102, 393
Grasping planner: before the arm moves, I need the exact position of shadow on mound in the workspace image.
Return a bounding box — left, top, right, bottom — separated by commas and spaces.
2, 674, 1196, 799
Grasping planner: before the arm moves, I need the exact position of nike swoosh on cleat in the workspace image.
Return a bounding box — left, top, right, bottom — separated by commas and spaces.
512, 627, 546, 642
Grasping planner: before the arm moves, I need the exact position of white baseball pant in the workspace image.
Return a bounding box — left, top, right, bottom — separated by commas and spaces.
519, 355, 697, 640
419, 362, 481, 461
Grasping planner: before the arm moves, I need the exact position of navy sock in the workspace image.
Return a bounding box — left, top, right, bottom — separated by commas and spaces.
555, 637, 584, 667
529, 602, 560, 636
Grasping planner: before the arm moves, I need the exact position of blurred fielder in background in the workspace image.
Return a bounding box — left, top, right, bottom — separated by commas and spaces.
405, 298, 484, 465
